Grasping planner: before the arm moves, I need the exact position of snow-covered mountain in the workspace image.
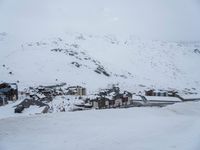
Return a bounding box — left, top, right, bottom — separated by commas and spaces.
0, 0, 200, 92
0, 32, 200, 93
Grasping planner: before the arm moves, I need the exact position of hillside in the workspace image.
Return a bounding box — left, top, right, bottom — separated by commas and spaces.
1, 32, 200, 93
1, 0, 200, 92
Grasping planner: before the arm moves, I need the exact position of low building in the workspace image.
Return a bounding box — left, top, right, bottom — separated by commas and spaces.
0, 83, 18, 106
132, 95, 182, 107
176, 94, 200, 101
132, 95, 146, 106
145, 89, 178, 97
144, 96, 182, 104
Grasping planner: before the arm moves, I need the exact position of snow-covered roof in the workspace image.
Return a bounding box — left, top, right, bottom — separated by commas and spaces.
105, 96, 113, 100
36, 93, 46, 99
178, 94, 200, 100
84, 103, 92, 107
132, 95, 143, 101
145, 96, 181, 102
86, 95, 99, 99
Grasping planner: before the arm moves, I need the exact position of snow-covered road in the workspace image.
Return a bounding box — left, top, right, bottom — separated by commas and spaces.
0, 102, 200, 150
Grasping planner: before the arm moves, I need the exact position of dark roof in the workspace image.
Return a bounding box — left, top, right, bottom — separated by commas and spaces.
0, 83, 10, 89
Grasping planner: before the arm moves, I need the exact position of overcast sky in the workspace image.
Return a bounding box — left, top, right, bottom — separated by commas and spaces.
0, 0, 200, 41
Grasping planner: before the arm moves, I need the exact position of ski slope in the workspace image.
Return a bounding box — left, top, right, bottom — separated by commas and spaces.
0, 101, 200, 150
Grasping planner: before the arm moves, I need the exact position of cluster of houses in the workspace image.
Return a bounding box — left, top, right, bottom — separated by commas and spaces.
84, 91, 133, 109
14, 84, 87, 113
1, 82, 200, 112
23, 84, 87, 98
83, 89, 200, 109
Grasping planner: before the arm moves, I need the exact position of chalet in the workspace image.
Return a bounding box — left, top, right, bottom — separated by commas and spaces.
89, 91, 132, 109
112, 94, 123, 107
0, 83, 18, 106
108, 91, 133, 108
90, 97, 110, 109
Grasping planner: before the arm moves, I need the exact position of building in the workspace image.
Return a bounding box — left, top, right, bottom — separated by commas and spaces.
132, 95, 146, 106
145, 89, 155, 96
67, 86, 87, 96
144, 96, 182, 104
176, 94, 200, 101
0, 83, 18, 106
123, 91, 133, 106
90, 97, 110, 109
89, 91, 132, 109
77, 87, 86, 96
132, 94, 182, 107
145, 89, 177, 97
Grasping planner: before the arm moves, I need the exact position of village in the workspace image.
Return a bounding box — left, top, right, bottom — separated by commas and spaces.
0, 82, 200, 114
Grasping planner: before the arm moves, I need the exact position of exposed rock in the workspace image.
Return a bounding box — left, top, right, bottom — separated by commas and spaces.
14, 105, 24, 113
94, 66, 110, 77
194, 49, 200, 54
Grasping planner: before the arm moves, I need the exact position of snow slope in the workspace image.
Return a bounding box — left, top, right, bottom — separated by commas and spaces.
0, 101, 200, 150
0, 32, 200, 93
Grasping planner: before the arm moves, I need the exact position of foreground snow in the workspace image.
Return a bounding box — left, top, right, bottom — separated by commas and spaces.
0, 102, 200, 150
